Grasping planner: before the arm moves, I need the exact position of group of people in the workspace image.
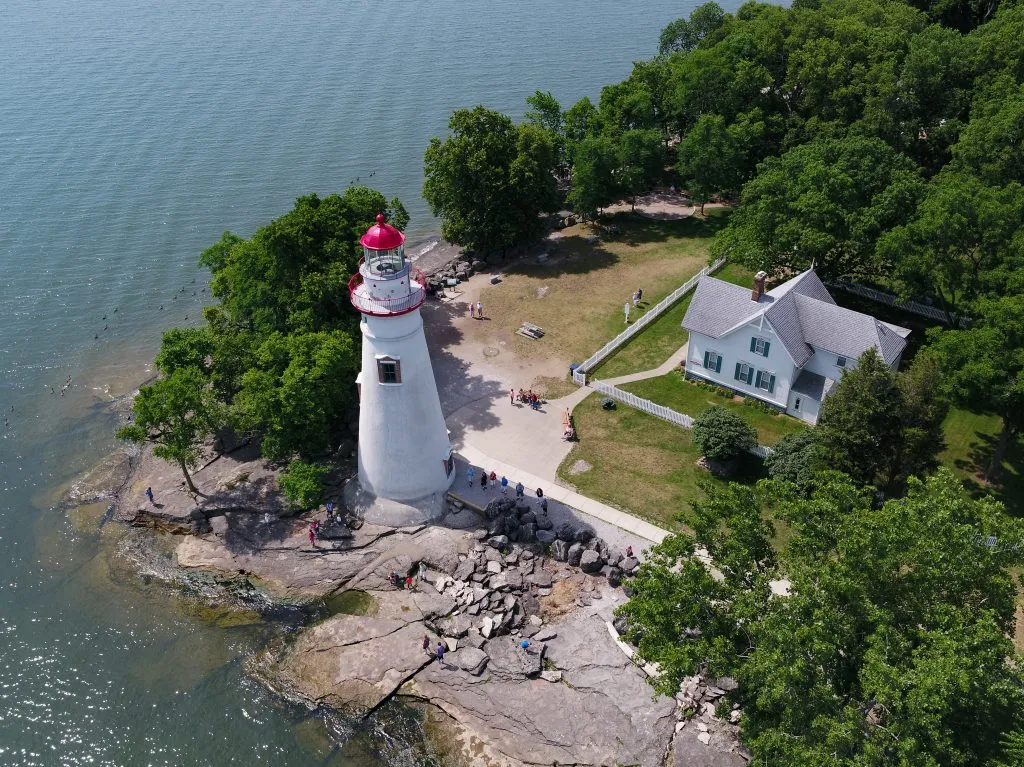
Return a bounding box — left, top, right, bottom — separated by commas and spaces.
469, 301, 484, 319
467, 467, 549, 513
512, 388, 543, 410
391, 561, 428, 591
307, 500, 345, 548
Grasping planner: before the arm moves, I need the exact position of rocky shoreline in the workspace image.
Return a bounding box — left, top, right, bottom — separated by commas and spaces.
67, 425, 749, 766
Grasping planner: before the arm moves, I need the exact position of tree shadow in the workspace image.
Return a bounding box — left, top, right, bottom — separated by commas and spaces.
954, 429, 1024, 517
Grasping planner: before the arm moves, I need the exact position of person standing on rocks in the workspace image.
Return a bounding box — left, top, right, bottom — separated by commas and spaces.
436, 642, 446, 663
145, 486, 154, 504
308, 528, 316, 549
418, 561, 427, 584
422, 634, 431, 655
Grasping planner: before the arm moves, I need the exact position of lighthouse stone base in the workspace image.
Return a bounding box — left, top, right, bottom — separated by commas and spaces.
343, 480, 449, 528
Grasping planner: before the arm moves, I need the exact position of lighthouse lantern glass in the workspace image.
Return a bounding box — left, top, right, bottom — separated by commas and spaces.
364, 245, 406, 277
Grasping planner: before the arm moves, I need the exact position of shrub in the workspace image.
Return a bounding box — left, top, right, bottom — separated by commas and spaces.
764, 431, 823, 491
279, 459, 329, 509
692, 406, 757, 461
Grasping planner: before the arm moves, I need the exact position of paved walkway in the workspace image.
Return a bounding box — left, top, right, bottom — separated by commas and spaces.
598, 342, 688, 387
452, 449, 668, 545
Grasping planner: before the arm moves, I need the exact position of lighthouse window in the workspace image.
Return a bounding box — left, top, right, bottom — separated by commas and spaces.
377, 358, 401, 384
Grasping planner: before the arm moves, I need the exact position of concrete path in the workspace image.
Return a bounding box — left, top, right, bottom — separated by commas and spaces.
452, 449, 668, 545
597, 342, 688, 387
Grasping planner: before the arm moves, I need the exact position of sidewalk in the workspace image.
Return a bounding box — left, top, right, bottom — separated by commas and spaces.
454, 446, 668, 545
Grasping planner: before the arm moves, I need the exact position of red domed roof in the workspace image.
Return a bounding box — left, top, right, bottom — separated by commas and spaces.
360, 213, 405, 251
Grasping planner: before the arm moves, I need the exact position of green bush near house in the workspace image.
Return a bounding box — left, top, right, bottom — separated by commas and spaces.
279, 459, 329, 510
692, 406, 757, 462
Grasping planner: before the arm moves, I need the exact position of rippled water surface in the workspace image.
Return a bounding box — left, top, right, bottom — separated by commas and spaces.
0, 0, 718, 762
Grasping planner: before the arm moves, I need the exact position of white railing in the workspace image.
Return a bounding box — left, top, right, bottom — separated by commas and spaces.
590, 380, 773, 458
829, 281, 969, 327
573, 256, 727, 380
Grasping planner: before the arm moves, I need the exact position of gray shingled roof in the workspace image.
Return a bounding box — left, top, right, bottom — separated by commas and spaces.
791, 369, 828, 400
681, 268, 909, 366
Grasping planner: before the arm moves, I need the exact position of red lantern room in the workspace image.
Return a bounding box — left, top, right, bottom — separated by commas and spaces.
349, 213, 426, 317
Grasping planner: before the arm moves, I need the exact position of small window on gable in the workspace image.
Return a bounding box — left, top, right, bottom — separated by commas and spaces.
377, 357, 401, 384
837, 356, 847, 368
751, 336, 770, 357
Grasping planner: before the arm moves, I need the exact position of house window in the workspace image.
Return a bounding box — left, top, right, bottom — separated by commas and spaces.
734, 362, 755, 385
750, 336, 771, 357
703, 350, 722, 373
376, 357, 401, 384
836, 356, 847, 368
755, 369, 776, 393
794, 397, 801, 411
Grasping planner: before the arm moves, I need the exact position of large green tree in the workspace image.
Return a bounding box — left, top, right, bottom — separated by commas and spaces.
567, 135, 620, 219
616, 128, 664, 210
423, 106, 559, 255
676, 114, 743, 213
117, 367, 222, 494
713, 136, 924, 280
618, 471, 1024, 765
658, 2, 727, 55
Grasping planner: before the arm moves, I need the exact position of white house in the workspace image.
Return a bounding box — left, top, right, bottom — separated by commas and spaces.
681, 268, 911, 424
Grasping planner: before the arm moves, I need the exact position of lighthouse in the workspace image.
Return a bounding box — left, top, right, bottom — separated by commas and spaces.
346, 213, 455, 525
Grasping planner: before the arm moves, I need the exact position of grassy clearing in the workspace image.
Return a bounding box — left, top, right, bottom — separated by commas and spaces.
620, 372, 807, 446
939, 408, 1023, 517
557, 392, 764, 529
595, 262, 756, 379
475, 210, 729, 369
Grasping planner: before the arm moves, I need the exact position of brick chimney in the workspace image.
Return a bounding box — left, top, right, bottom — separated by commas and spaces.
752, 271, 768, 301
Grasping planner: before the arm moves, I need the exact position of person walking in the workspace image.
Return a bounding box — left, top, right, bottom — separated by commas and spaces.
480, 471, 487, 491
636, 287, 643, 304
422, 634, 432, 656
418, 561, 428, 584
326, 500, 334, 516
405, 575, 414, 591
467, 466, 476, 488
515, 481, 524, 499
436, 642, 446, 663
468, 302, 476, 319
535, 486, 544, 501
489, 471, 497, 490
308, 528, 316, 548
510, 387, 515, 405
476, 301, 483, 320
145, 486, 154, 504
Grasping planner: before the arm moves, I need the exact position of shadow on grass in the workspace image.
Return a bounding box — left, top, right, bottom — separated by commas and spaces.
951, 429, 1024, 517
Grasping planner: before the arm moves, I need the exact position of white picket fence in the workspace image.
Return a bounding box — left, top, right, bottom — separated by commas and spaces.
573, 256, 727, 380
589, 380, 774, 457
829, 281, 969, 326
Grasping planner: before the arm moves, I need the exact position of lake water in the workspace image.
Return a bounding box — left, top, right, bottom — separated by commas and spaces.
0, 1, 720, 763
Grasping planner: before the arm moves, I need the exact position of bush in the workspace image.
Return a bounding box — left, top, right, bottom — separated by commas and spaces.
692, 406, 757, 461
279, 459, 329, 509
763, 431, 822, 491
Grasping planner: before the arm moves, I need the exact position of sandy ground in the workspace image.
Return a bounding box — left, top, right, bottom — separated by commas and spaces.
604, 192, 728, 220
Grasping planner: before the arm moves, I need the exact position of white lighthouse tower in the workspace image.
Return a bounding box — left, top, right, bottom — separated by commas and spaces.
345, 213, 455, 525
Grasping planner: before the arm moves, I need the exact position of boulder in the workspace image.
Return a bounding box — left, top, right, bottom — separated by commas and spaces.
485, 635, 543, 680
552, 540, 569, 562
535, 529, 557, 545
535, 515, 554, 531
519, 522, 537, 543
449, 646, 489, 676
440, 614, 472, 639
453, 559, 477, 581
463, 628, 487, 649
486, 560, 502, 574
579, 550, 602, 574
485, 497, 517, 519
556, 523, 576, 541
480, 616, 494, 638
567, 542, 585, 567
488, 535, 509, 550
540, 669, 562, 683
607, 567, 623, 588
519, 511, 536, 525
526, 570, 553, 588
620, 556, 640, 573
533, 627, 557, 642
574, 528, 594, 544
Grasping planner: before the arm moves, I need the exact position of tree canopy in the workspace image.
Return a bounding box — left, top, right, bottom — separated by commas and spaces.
618, 471, 1024, 766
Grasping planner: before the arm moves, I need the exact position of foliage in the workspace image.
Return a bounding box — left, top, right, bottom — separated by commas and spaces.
618, 470, 1024, 765
676, 114, 743, 212
116, 367, 221, 493
423, 106, 559, 254
154, 327, 214, 375
278, 459, 329, 509
616, 129, 664, 209
924, 293, 1024, 482
658, 2, 727, 55
763, 430, 823, 492
713, 136, 925, 280
567, 135, 619, 218
692, 406, 757, 462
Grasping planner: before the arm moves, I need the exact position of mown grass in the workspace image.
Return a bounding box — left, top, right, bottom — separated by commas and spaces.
595, 262, 755, 379
556, 392, 764, 530
474, 210, 730, 370
620, 372, 807, 446
939, 408, 1023, 517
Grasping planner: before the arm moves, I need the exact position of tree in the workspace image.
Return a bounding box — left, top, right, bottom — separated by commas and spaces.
278, 459, 329, 509
924, 294, 1024, 482
816, 349, 906, 487
232, 330, 357, 461
951, 79, 1024, 186
155, 327, 214, 375
878, 172, 1024, 325
567, 135, 619, 219
619, 471, 1024, 765
713, 136, 925, 280
658, 2, 727, 55
692, 406, 757, 462
524, 90, 563, 136
423, 106, 558, 255
889, 353, 949, 490
616, 129, 664, 210
763, 430, 823, 492
676, 114, 742, 214
116, 367, 221, 494
563, 96, 601, 154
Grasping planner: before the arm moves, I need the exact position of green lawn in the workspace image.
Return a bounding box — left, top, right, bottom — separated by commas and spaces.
595, 262, 755, 379
939, 408, 1024, 516
557, 392, 764, 530
619, 372, 807, 446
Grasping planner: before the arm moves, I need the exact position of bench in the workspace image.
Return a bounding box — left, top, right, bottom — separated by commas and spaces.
516, 322, 545, 340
